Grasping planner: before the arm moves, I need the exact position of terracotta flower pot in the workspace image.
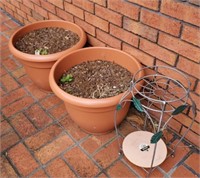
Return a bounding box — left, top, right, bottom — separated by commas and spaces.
49, 47, 144, 134
8, 20, 87, 91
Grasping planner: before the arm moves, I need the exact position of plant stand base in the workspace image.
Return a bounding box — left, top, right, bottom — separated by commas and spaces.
122, 131, 167, 168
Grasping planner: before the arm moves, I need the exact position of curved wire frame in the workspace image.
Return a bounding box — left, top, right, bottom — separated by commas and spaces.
114, 65, 196, 177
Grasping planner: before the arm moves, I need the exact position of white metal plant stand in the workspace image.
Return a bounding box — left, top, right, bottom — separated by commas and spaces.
114, 66, 196, 177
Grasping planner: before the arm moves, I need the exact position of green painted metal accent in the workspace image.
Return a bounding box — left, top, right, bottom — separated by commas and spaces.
132, 97, 144, 112
172, 104, 187, 115
151, 131, 163, 144
116, 104, 122, 111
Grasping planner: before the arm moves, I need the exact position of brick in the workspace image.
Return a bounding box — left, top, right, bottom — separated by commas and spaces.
2, 57, 20, 72
95, 4, 122, 26
0, 66, 7, 77
119, 119, 138, 137
48, 0, 64, 9
108, 0, 139, 20
185, 152, 200, 173
110, 24, 138, 47
158, 32, 200, 63
1, 88, 27, 107
29, 169, 48, 178
60, 117, 88, 141
1, 131, 20, 152
25, 83, 49, 100
27, 14, 38, 22
0, 156, 18, 178
31, 11, 44, 21
40, 0, 56, 14
107, 161, 135, 177
173, 113, 199, 133
56, 7, 73, 22
25, 124, 63, 150
96, 29, 121, 49
190, 92, 200, 110
64, 147, 99, 177
160, 140, 190, 172
123, 17, 158, 42
23, 0, 34, 9
161, 0, 200, 27
12, 67, 25, 79
124, 157, 163, 177
171, 165, 197, 178
1, 23, 10, 32
85, 12, 109, 32
25, 104, 53, 128
74, 17, 95, 36
122, 43, 155, 66
156, 60, 197, 90
181, 24, 200, 47
34, 4, 48, 18
81, 131, 115, 155
73, 0, 94, 13
64, 2, 84, 19
35, 134, 74, 164
4, 7, 14, 17
177, 56, 200, 78
16, 8, 27, 18
4, 19, 20, 28
40, 95, 61, 110
140, 38, 177, 65
18, 75, 33, 86
0, 120, 13, 136
8, 143, 39, 176
181, 127, 200, 147
141, 9, 181, 37
2, 96, 34, 118
195, 81, 200, 95
4, 1, 16, 11
90, 0, 106, 7
127, 0, 160, 10
188, 0, 200, 6
48, 12, 62, 20
46, 158, 76, 177
93, 139, 121, 168
90, 0, 107, 7
31, 0, 40, 5
0, 35, 8, 44
1, 74, 19, 92
10, 113, 36, 138
49, 103, 67, 120
87, 34, 106, 47
10, 0, 20, 8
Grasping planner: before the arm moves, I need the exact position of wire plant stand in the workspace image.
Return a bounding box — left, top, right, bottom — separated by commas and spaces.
114, 66, 197, 177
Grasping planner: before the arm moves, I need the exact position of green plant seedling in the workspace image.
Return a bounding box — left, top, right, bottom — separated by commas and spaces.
60, 74, 74, 83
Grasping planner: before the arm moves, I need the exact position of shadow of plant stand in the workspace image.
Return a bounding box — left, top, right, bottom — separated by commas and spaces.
114, 66, 197, 177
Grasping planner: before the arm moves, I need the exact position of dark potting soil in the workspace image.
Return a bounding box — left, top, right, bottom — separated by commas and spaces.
14, 27, 80, 54
59, 60, 132, 99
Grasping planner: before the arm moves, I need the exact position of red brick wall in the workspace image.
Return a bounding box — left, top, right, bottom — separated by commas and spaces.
1, 0, 200, 146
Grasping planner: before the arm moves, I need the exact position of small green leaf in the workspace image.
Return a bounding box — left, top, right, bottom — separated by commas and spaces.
172, 104, 187, 115
40, 49, 48, 55
60, 74, 73, 83
116, 104, 122, 111
151, 131, 163, 144
132, 97, 144, 112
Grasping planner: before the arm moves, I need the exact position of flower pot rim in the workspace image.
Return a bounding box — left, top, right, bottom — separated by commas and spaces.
49, 47, 144, 108
8, 20, 87, 63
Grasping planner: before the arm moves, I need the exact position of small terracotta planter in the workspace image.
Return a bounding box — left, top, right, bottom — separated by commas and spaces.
49, 47, 144, 134
9, 20, 87, 91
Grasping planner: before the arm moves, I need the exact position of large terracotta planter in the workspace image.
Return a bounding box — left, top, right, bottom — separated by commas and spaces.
49, 47, 144, 134
9, 20, 87, 91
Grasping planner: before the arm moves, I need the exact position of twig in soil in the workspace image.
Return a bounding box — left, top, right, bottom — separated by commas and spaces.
91, 84, 110, 98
